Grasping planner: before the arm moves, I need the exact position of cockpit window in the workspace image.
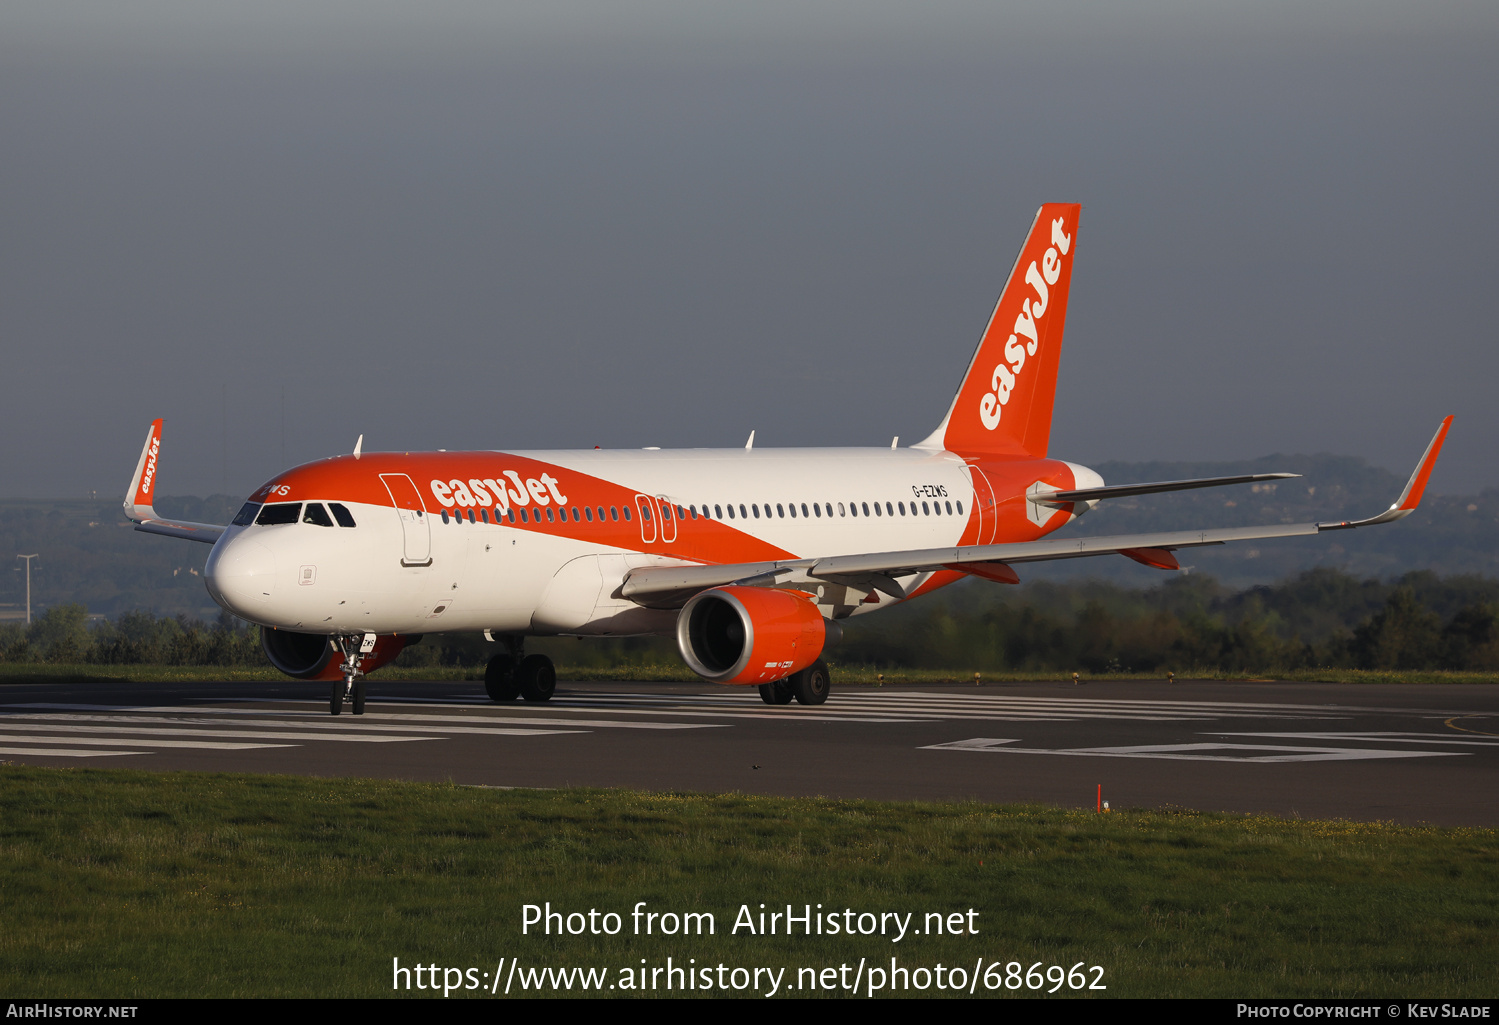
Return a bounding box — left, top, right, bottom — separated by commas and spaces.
255, 502, 302, 526
232, 502, 261, 526
302, 502, 334, 527
329, 503, 357, 528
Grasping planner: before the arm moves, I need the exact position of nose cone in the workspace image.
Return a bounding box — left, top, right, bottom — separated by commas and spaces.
206, 537, 277, 615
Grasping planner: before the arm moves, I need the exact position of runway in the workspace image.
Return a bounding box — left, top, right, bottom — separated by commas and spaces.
2, 678, 1497, 826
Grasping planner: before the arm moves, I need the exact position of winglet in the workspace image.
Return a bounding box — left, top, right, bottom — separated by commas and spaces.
124, 418, 165, 522
1319, 416, 1454, 530
1393, 414, 1454, 512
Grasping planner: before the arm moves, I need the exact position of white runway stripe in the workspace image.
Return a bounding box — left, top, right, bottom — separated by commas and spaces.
922, 738, 1466, 763
0, 723, 448, 743
0, 734, 291, 751
0, 746, 143, 758
2, 704, 723, 730
0, 715, 587, 738
1215, 731, 1499, 747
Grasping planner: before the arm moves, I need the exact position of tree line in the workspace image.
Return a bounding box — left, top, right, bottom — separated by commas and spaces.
2, 567, 1497, 674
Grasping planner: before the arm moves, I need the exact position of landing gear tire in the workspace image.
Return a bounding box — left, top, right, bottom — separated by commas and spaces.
330, 679, 344, 715
485, 654, 520, 702
352, 677, 366, 716
516, 654, 556, 703
790, 660, 830, 706
758, 680, 794, 705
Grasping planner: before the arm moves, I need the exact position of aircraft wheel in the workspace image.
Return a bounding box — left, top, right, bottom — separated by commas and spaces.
791, 660, 830, 706
485, 654, 520, 702
330, 680, 344, 715
352, 677, 366, 716
758, 680, 794, 705
517, 654, 556, 703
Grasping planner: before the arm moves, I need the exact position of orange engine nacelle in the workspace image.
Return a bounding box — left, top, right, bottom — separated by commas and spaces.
676, 586, 831, 685
261, 629, 414, 681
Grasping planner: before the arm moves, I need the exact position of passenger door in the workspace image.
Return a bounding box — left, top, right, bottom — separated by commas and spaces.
379, 473, 433, 567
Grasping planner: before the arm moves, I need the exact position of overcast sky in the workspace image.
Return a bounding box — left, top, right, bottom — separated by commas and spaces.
2, 1, 1495, 501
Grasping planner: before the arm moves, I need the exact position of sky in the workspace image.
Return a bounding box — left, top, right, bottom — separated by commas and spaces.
2, 1, 1496, 502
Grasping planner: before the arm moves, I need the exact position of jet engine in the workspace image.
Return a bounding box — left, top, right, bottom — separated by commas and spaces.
676, 586, 839, 684
261, 629, 413, 680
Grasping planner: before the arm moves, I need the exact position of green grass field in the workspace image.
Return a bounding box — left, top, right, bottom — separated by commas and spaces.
1, 767, 1495, 998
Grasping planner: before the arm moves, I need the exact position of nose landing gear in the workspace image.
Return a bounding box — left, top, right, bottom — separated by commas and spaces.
330, 634, 373, 715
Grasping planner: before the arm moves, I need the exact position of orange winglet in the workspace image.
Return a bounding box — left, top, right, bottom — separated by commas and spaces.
124, 418, 165, 519
1395, 415, 1454, 511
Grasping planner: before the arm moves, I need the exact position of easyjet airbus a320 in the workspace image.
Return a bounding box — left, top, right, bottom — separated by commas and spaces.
125, 204, 1453, 714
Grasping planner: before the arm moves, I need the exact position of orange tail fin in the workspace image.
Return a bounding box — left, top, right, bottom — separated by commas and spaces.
916, 203, 1080, 459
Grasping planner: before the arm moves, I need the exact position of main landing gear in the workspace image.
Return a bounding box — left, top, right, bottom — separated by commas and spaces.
759, 659, 830, 706
330, 634, 370, 716
485, 637, 555, 703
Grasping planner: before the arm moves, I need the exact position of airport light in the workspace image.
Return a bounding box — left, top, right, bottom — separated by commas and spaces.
16, 554, 37, 625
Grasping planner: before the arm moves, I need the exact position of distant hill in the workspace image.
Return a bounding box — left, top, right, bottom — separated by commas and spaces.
0, 495, 241, 620
0, 453, 1493, 619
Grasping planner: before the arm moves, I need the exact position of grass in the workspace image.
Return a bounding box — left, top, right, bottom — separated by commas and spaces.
0, 767, 1496, 998
1, 662, 1496, 687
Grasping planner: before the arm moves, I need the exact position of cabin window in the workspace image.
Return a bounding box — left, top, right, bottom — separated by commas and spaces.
726, 505, 735, 519
873, 502, 882, 516
544, 507, 554, 522
232, 502, 261, 526
610, 506, 619, 521
714, 505, 723, 519
641, 504, 652, 522
800, 503, 809, 518
441, 510, 450, 524
585, 506, 594, 522
329, 503, 357, 527
302, 503, 334, 527
623, 507, 632, 521
922, 501, 930, 515
519, 509, 528, 523
945, 501, 953, 515
256, 503, 301, 526
813, 503, 821, 518
662, 504, 672, 522
956, 501, 964, 515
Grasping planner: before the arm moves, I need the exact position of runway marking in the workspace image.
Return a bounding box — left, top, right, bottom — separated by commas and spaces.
1445, 716, 1499, 738
0, 746, 143, 758
2, 704, 724, 730
1215, 731, 1499, 748
0, 723, 451, 743
922, 738, 1466, 763
0, 734, 291, 751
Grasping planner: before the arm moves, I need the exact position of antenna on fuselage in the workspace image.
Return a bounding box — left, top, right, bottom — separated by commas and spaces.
745, 430, 755, 450
353, 434, 363, 460
891, 436, 899, 449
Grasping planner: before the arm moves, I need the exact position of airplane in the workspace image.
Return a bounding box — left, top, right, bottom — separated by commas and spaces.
123, 203, 1453, 715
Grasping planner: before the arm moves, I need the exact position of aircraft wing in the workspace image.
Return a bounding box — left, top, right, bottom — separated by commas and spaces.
621, 416, 1453, 606
123, 419, 226, 545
